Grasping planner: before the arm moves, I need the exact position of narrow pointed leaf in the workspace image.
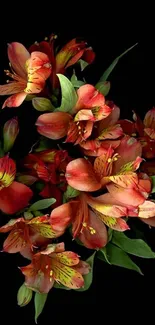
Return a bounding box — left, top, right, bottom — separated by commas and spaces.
98, 43, 138, 82
34, 292, 48, 324
56, 74, 77, 113
28, 198, 56, 211
112, 231, 155, 258
99, 247, 111, 264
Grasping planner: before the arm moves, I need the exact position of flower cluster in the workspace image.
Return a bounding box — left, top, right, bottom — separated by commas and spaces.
0, 35, 155, 322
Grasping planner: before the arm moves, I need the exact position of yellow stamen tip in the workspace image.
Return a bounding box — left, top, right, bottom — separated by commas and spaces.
82, 222, 87, 227
108, 158, 112, 163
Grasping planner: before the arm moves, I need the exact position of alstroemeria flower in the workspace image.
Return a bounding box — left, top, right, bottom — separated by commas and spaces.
0, 215, 62, 254
0, 42, 52, 108
79, 102, 123, 156
0, 156, 32, 214
50, 193, 129, 249
29, 36, 95, 88
36, 85, 112, 144
65, 136, 143, 192
19, 149, 71, 208
20, 242, 89, 293
120, 108, 155, 159
87, 193, 155, 227
50, 198, 108, 249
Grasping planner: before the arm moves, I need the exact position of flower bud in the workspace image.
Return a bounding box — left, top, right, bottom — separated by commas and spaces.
17, 283, 33, 307
32, 97, 54, 111
3, 117, 19, 152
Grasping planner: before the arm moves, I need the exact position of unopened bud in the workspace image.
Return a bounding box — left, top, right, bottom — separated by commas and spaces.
3, 117, 19, 152
17, 283, 33, 307
32, 97, 54, 111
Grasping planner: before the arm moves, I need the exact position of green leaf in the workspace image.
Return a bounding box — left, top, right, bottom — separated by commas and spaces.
98, 43, 138, 82
79, 59, 89, 71
108, 228, 113, 242
63, 185, 80, 203
32, 97, 55, 111
98, 243, 143, 274
34, 292, 48, 323
95, 81, 110, 96
28, 198, 56, 211
112, 231, 155, 258
151, 176, 155, 193
56, 74, 78, 113
76, 252, 96, 292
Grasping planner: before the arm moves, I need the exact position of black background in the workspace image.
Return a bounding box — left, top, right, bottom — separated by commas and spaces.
0, 6, 155, 324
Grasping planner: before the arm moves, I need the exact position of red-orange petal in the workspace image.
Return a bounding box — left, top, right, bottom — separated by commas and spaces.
75, 84, 105, 111
50, 202, 73, 232
8, 42, 30, 79
0, 181, 33, 214
79, 210, 108, 249
2, 92, 27, 108
113, 136, 142, 174
107, 183, 145, 207
36, 112, 72, 139
65, 158, 101, 192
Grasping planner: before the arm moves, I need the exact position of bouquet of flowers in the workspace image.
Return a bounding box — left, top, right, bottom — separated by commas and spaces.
0, 34, 155, 322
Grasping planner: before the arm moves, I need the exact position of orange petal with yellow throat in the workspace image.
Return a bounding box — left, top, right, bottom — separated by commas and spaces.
86, 195, 128, 217
26, 51, 52, 80
112, 136, 142, 174
65, 158, 101, 191
98, 104, 120, 132
97, 124, 123, 140
95, 210, 129, 231
0, 156, 16, 189
52, 251, 80, 266
52, 260, 84, 289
